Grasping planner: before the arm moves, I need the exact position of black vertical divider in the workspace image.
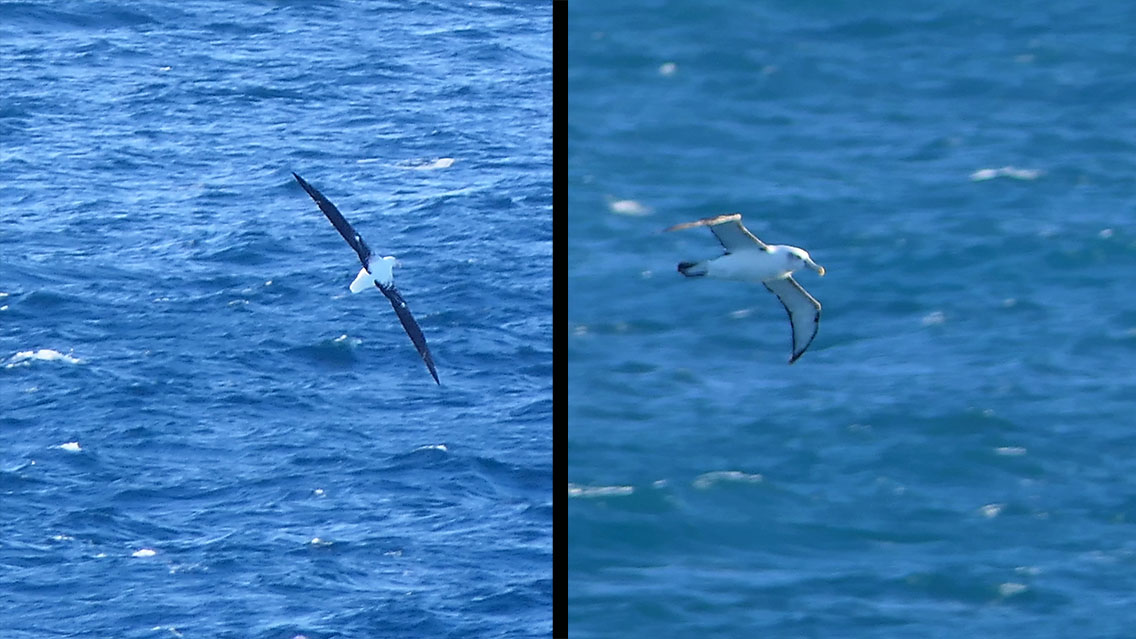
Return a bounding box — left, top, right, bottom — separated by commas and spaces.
551, 1, 568, 638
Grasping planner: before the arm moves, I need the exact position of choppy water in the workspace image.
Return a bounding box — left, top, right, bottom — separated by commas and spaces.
568, 1, 1135, 637
1, 2, 550, 637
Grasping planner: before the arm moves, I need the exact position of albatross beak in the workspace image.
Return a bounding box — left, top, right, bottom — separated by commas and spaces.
807, 260, 825, 276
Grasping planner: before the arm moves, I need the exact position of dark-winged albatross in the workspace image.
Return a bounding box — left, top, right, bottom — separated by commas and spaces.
666, 213, 825, 364
293, 172, 440, 384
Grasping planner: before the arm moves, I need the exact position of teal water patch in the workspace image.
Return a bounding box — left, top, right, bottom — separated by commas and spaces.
569, 1, 1136, 637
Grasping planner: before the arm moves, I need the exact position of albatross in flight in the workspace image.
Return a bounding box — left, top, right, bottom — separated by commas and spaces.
666, 213, 825, 364
293, 172, 440, 384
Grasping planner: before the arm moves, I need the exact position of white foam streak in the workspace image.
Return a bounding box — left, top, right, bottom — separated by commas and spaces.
970, 166, 1042, 181
5, 349, 83, 368
692, 470, 764, 489
568, 483, 634, 498
606, 197, 651, 216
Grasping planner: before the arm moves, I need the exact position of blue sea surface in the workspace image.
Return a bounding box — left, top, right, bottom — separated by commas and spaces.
568, 1, 1134, 637
1, 2, 550, 637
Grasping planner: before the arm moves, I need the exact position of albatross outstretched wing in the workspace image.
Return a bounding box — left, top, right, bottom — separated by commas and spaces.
763, 276, 821, 364
293, 172, 373, 267
664, 213, 768, 252
377, 283, 440, 384
293, 171, 440, 384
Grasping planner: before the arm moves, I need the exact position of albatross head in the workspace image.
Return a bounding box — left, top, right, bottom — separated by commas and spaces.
785, 247, 826, 276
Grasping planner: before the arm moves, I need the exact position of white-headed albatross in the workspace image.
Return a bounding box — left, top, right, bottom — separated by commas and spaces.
293, 172, 440, 384
666, 213, 825, 364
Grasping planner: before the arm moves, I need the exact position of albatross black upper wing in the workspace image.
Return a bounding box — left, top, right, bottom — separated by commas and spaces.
377, 282, 440, 385
293, 172, 373, 267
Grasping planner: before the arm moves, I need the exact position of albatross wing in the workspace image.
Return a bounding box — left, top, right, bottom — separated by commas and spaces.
664, 213, 768, 252
293, 172, 373, 267
763, 276, 821, 364
293, 171, 440, 384
377, 283, 440, 384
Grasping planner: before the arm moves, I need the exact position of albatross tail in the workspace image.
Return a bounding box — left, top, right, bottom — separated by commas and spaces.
677, 261, 709, 277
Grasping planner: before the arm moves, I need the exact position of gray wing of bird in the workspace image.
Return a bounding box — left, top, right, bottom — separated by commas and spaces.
664, 213, 768, 252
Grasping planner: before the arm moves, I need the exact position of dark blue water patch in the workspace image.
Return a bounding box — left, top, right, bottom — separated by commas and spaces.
286, 335, 362, 369
569, 0, 1135, 636
1, 1, 550, 636
2, 1, 170, 31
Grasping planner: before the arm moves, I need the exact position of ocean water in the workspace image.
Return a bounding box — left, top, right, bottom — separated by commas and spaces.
568, 1, 1134, 637
1, 2, 551, 638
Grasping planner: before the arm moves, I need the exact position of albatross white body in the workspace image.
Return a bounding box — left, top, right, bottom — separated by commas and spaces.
667, 213, 825, 364
694, 245, 813, 282
349, 257, 396, 293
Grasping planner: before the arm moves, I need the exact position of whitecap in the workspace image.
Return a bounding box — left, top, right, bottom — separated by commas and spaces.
414, 444, 448, 452
606, 198, 651, 216
5, 349, 83, 368
970, 166, 1042, 181
921, 311, 947, 326
58, 442, 81, 452
693, 470, 763, 489
332, 334, 361, 347
659, 62, 677, 76
998, 582, 1027, 597
567, 483, 634, 498
132, 548, 157, 558
404, 157, 455, 170
979, 503, 1004, 518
